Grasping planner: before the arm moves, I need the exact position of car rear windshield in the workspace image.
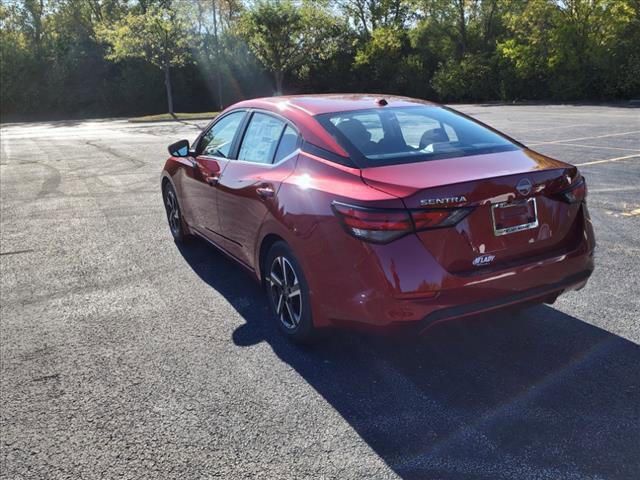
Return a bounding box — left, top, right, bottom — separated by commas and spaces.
316, 106, 520, 168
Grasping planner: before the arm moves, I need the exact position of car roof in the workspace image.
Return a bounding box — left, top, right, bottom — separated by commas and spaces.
231, 94, 438, 116
219, 94, 439, 161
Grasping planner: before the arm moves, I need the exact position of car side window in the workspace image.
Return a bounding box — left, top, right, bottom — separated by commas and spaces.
200, 111, 244, 158
237, 113, 286, 164
274, 125, 299, 163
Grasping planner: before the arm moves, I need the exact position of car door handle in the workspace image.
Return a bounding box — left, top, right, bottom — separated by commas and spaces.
256, 184, 275, 198
206, 174, 220, 186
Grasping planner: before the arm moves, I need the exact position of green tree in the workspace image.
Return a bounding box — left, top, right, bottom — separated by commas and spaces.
97, 3, 190, 114
606, 0, 640, 97
497, 0, 640, 100
354, 26, 409, 91
238, 0, 340, 93
190, 0, 245, 109
339, 0, 413, 36
3, 0, 640, 120
498, 0, 559, 98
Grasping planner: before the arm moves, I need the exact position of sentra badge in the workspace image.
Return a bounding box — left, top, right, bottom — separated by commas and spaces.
420, 196, 467, 206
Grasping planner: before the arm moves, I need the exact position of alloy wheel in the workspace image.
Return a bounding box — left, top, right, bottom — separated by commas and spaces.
268, 256, 302, 330
164, 188, 181, 236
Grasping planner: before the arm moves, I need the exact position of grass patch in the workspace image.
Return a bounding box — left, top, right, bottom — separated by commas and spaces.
129, 112, 219, 123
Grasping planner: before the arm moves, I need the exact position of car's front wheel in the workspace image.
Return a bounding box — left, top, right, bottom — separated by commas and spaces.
162, 182, 190, 243
265, 242, 315, 343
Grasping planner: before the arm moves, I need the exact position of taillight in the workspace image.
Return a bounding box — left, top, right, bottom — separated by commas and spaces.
331, 202, 413, 244
411, 208, 473, 230
558, 177, 587, 203
332, 202, 473, 244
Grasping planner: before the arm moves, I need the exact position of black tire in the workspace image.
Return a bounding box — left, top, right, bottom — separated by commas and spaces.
264, 241, 315, 343
162, 182, 190, 243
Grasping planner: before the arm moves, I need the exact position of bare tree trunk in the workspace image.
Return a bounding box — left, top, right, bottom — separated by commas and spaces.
456, 0, 467, 59
357, 0, 369, 36
212, 0, 223, 110
484, 0, 497, 41
164, 62, 174, 116
139, 0, 150, 14
26, 0, 45, 59
274, 71, 284, 95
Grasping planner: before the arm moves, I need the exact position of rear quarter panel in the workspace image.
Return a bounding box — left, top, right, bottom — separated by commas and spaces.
256, 152, 406, 327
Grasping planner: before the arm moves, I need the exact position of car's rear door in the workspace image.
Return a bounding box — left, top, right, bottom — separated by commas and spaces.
181, 110, 246, 238
216, 111, 300, 267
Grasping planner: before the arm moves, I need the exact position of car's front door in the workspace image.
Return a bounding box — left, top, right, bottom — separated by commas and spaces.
182, 110, 246, 239
216, 112, 300, 268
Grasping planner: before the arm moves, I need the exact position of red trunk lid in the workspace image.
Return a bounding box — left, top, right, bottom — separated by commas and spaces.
361, 149, 584, 273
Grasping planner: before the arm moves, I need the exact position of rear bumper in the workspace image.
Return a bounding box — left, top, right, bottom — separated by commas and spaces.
323, 247, 594, 331
415, 269, 591, 334
311, 206, 595, 330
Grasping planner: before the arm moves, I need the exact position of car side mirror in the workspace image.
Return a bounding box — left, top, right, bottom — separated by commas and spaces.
168, 139, 190, 157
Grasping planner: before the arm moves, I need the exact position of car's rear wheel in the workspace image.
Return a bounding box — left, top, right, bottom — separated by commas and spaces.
265, 242, 315, 343
163, 182, 190, 243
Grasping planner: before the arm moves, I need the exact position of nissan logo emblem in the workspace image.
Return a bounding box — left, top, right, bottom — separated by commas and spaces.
516, 178, 533, 196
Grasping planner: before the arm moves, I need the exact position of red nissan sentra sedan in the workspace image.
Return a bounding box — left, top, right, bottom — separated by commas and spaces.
161, 95, 595, 342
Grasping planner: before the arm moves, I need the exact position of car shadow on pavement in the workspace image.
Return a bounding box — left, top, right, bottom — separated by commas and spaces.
178, 238, 640, 480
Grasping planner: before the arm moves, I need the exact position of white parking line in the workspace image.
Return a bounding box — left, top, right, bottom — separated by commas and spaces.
589, 186, 640, 193
0, 133, 12, 161
574, 153, 640, 166
507, 112, 640, 119
537, 142, 640, 152
508, 123, 595, 133
529, 130, 640, 146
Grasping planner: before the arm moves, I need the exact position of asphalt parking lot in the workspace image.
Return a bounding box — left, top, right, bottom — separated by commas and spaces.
1, 104, 639, 479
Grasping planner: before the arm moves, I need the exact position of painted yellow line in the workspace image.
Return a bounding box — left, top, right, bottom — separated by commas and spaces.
621, 209, 640, 217
574, 153, 640, 166
529, 130, 640, 146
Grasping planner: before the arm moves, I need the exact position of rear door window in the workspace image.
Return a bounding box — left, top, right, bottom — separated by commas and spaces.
237, 113, 286, 164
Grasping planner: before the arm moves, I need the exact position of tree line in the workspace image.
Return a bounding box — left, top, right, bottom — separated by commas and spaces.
1, 0, 639, 120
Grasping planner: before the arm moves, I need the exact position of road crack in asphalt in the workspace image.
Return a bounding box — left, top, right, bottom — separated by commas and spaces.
0, 249, 35, 256
85, 140, 146, 167
31, 373, 60, 383
36, 161, 63, 198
